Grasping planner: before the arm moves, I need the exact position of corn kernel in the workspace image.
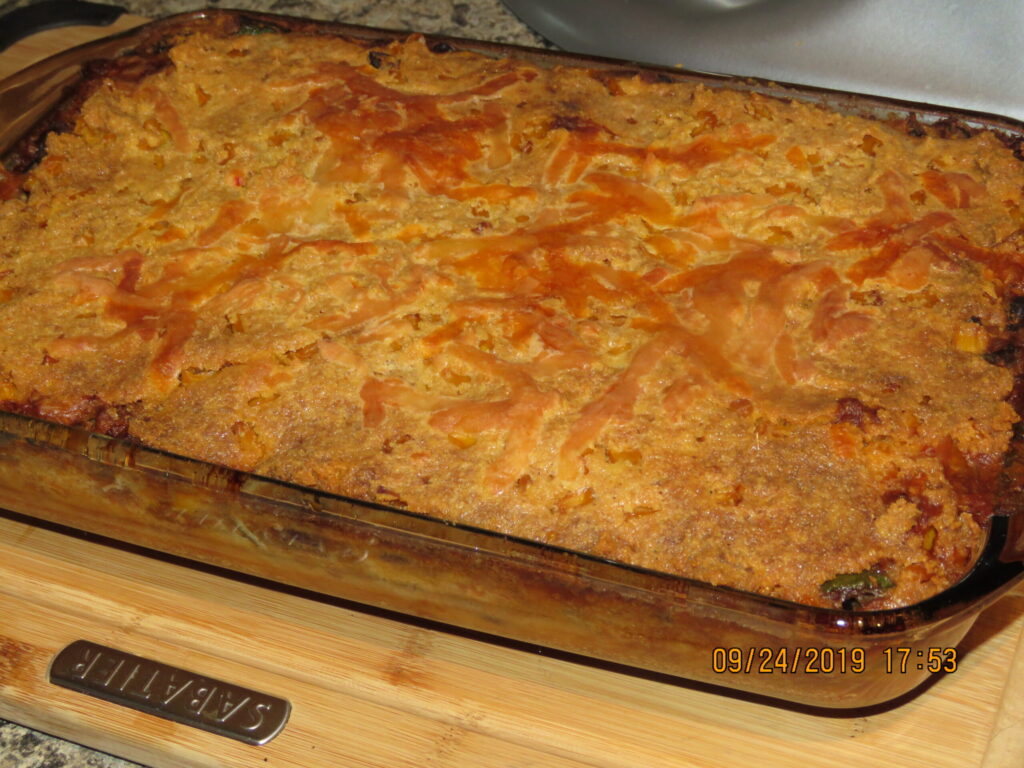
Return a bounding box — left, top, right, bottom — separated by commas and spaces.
954, 323, 987, 354
447, 432, 477, 448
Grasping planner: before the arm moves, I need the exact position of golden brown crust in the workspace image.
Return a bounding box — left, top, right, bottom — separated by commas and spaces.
1, 30, 1022, 608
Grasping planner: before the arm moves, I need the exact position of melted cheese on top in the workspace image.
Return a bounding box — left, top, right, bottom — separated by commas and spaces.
1, 32, 1021, 607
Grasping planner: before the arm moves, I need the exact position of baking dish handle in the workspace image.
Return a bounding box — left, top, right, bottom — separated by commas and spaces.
0, 0, 126, 53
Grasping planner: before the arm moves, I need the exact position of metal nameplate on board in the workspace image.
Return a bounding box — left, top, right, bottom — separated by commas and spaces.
49, 640, 290, 746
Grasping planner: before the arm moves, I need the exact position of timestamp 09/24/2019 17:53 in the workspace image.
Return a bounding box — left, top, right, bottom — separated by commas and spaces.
711, 646, 959, 675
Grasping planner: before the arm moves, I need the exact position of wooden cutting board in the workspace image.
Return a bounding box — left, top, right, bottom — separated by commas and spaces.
1, 20, 1024, 768
2, 512, 1024, 768
0, 13, 148, 81
6, 518, 1024, 768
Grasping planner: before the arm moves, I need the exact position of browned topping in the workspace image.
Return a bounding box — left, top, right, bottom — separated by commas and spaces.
0, 31, 1020, 609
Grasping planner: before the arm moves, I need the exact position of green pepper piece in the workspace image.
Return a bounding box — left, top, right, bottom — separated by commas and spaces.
820, 568, 895, 610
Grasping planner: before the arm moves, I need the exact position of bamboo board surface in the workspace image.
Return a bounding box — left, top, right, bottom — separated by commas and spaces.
0, 13, 148, 81
1, 19, 1024, 768
1, 513, 1024, 768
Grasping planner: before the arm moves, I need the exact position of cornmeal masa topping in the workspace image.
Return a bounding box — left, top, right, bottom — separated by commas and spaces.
1, 30, 1022, 608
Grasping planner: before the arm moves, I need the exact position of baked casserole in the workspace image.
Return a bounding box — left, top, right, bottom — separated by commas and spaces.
1, 22, 1021, 610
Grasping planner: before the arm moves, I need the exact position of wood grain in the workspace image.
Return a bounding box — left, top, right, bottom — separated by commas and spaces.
0, 20, 1023, 768
0, 14, 148, 81
1, 513, 1023, 768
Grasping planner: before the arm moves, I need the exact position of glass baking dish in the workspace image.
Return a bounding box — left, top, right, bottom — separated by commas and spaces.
1, 9, 1022, 709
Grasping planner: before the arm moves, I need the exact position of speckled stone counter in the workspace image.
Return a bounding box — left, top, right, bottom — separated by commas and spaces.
0, 2, 540, 765
0, 0, 545, 45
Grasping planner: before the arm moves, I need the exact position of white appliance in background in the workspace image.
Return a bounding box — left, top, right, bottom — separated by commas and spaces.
501, 0, 1024, 121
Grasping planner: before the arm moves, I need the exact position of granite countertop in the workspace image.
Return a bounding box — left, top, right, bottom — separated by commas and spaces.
0, 3, 540, 765
0, 0, 546, 45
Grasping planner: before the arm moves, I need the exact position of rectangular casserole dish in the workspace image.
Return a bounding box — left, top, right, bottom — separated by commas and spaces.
0, 8, 1022, 709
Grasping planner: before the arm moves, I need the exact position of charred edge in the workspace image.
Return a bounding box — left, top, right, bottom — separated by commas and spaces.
894, 114, 988, 143
3, 52, 176, 175
927, 117, 977, 140
997, 292, 1024, 516
997, 424, 1024, 517
890, 113, 1024, 156
1007, 296, 1024, 330
94, 403, 133, 439
984, 340, 1018, 368
903, 113, 927, 138
1001, 298, 1024, 415
0, 399, 44, 419
427, 41, 455, 54
995, 131, 1024, 163
0, 396, 133, 439
85, 50, 177, 83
